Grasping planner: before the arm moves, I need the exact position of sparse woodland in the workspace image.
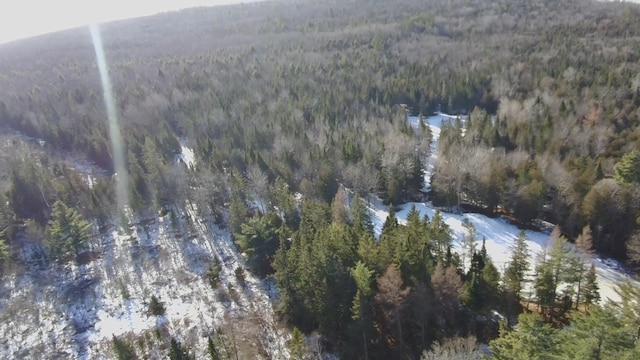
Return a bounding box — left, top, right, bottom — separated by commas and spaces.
2, 0, 640, 358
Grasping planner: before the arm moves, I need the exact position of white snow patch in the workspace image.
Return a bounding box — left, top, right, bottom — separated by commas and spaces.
177, 139, 196, 168
91, 299, 156, 339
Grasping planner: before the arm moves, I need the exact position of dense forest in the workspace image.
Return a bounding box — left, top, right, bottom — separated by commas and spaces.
2, 0, 640, 358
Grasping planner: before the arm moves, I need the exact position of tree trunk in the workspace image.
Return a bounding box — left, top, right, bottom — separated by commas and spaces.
595, 332, 603, 360
396, 313, 403, 358
362, 327, 368, 360
550, 267, 560, 323
574, 263, 583, 310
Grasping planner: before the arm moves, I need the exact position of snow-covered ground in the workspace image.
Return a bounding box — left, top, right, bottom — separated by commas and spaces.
369, 199, 635, 303
407, 112, 464, 192
0, 205, 289, 359
177, 139, 195, 168
367, 113, 638, 304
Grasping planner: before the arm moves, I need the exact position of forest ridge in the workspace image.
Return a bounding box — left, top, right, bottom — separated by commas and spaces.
1, 0, 640, 358
1, 0, 639, 259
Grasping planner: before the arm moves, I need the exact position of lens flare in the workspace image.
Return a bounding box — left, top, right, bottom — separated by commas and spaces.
90, 23, 129, 212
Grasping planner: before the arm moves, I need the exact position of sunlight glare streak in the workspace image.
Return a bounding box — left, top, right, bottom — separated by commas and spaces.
90, 23, 129, 213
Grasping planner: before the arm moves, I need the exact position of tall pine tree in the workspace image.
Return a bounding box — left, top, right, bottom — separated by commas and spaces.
45, 201, 92, 262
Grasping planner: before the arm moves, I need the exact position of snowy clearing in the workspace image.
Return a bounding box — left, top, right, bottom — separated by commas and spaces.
366, 113, 640, 304
0, 206, 289, 359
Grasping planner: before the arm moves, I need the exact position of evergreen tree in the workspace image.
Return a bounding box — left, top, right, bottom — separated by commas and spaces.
207, 336, 221, 360
273, 237, 303, 326
0, 235, 9, 276
566, 253, 586, 311
406, 154, 425, 195
210, 328, 236, 360
615, 281, 640, 344
561, 306, 635, 360
127, 150, 149, 211
290, 327, 307, 360
357, 232, 379, 273
461, 218, 477, 272
234, 214, 280, 277
271, 177, 299, 229
534, 232, 579, 322
504, 231, 529, 302
276, 209, 357, 337
482, 259, 501, 300
0, 193, 13, 240
614, 151, 640, 184
45, 200, 92, 262
312, 223, 358, 337
141, 137, 165, 208
399, 204, 431, 282
480, 236, 488, 261
574, 226, 595, 309
168, 338, 193, 360
296, 199, 331, 244
489, 312, 559, 360
229, 190, 249, 235
351, 261, 374, 360
382, 168, 402, 205
381, 205, 398, 236
112, 335, 137, 360
463, 272, 483, 311
350, 194, 374, 236
535, 261, 557, 319
149, 295, 166, 316
379, 205, 399, 269
463, 246, 500, 312
429, 210, 452, 263
581, 264, 600, 310
419, 114, 433, 156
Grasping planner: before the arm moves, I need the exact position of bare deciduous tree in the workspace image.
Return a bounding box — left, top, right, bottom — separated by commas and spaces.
376, 264, 411, 357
